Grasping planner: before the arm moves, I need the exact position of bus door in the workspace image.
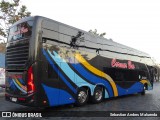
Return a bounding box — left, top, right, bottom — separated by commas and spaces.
123, 70, 140, 93
39, 50, 61, 106
44, 62, 60, 106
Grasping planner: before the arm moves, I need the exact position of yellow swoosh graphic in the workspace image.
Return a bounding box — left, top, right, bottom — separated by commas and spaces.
14, 78, 27, 91
140, 79, 151, 86
75, 53, 118, 97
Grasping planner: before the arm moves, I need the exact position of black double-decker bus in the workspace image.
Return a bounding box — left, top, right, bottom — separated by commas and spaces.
5, 16, 155, 107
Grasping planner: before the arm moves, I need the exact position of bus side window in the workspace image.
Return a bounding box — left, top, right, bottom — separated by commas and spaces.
48, 63, 58, 80
115, 71, 124, 81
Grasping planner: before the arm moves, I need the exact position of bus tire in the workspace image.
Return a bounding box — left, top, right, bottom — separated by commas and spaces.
141, 84, 147, 95
91, 86, 104, 104
75, 87, 88, 106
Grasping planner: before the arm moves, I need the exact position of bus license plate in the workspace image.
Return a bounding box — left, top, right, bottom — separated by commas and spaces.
11, 97, 17, 102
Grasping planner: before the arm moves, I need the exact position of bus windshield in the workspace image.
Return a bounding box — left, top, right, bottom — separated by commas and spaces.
8, 21, 33, 42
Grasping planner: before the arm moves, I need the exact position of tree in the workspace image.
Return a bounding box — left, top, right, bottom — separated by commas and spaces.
89, 29, 106, 37
0, 0, 31, 43
0, 42, 6, 53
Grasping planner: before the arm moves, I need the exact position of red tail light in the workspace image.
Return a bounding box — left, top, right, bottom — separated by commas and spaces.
27, 66, 35, 94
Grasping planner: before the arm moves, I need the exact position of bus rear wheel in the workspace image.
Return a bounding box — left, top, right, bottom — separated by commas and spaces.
75, 88, 88, 106
91, 86, 103, 103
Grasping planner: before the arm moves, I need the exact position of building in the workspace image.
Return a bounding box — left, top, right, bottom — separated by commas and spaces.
0, 53, 5, 68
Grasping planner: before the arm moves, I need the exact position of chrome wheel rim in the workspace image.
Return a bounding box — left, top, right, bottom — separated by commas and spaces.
78, 91, 87, 103
95, 90, 102, 101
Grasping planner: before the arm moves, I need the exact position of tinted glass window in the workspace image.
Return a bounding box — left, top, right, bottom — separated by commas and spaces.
8, 21, 33, 41
104, 68, 139, 82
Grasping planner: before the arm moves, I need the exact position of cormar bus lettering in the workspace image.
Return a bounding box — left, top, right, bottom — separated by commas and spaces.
111, 59, 135, 69
13, 27, 28, 35
9, 75, 22, 79
128, 60, 135, 69
111, 59, 127, 69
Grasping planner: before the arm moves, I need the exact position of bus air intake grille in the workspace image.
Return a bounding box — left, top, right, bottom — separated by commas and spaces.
6, 42, 29, 68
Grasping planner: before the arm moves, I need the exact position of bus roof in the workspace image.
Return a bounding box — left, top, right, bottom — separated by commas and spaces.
10, 16, 152, 60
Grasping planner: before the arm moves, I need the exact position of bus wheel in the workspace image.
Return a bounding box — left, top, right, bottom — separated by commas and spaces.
141, 84, 147, 95
75, 88, 88, 106
91, 86, 103, 103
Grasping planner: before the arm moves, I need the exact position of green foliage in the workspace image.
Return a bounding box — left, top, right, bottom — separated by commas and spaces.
0, 0, 31, 43
89, 29, 106, 37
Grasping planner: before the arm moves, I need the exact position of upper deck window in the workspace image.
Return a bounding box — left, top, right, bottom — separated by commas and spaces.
8, 21, 33, 42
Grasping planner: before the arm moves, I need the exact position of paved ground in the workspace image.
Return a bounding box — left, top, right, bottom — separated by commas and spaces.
0, 82, 160, 120
0, 87, 4, 97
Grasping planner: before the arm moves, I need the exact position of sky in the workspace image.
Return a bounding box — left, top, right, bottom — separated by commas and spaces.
22, 0, 160, 63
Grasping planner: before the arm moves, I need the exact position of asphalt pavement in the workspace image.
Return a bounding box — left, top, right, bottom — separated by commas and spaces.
0, 82, 160, 120
0, 87, 4, 97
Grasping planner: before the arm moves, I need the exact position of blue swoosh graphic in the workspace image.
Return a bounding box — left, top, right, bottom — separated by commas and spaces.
42, 49, 77, 94
53, 51, 113, 97
48, 50, 95, 93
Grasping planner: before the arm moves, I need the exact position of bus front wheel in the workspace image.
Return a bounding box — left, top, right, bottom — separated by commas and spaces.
141, 84, 147, 95
75, 88, 88, 106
